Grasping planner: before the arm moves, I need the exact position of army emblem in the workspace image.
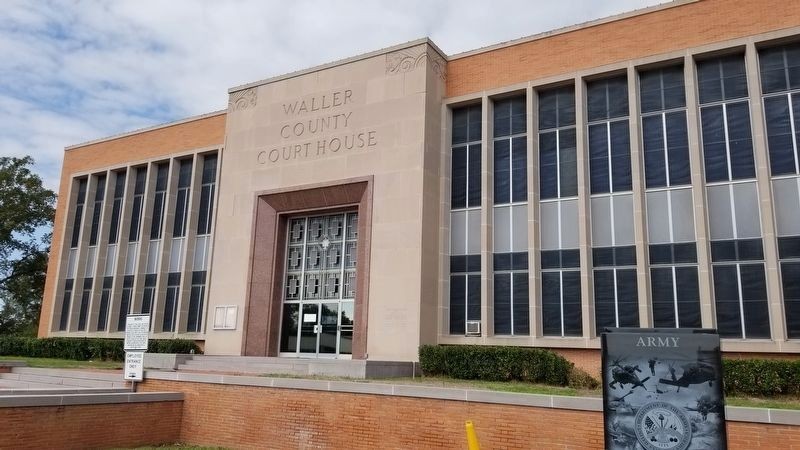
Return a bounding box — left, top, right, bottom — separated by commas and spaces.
634, 401, 692, 450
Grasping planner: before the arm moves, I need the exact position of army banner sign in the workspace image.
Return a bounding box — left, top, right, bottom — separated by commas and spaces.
601, 328, 727, 450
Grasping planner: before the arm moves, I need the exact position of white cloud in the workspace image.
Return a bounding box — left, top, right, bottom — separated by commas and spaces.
0, 0, 664, 191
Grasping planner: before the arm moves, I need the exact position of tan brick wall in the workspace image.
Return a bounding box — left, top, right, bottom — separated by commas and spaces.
447, 0, 800, 98
38, 113, 226, 337
140, 379, 800, 449
0, 401, 183, 450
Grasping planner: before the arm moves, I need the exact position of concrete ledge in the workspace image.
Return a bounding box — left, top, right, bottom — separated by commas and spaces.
144, 353, 194, 371
143, 370, 800, 426
0, 361, 27, 368
0, 388, 130, 396
0, 391, 183, 408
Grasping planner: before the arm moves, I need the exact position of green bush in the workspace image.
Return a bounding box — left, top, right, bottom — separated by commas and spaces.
723, 358, 800, 397
419, 345, 575, 386
0, 337, 200, 362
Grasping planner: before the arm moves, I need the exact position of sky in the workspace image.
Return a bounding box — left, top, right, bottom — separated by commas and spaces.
1, 0, 664, 191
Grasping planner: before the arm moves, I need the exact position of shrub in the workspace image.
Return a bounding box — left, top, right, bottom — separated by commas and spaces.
419, 345, 575, 386
0, 337, 200, 361
723, 358, 800, 397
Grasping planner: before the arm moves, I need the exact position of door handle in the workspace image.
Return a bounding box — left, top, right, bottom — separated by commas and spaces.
313, 324, 320, 334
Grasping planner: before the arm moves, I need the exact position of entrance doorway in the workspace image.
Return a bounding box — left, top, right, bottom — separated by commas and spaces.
279, 212, 357, 358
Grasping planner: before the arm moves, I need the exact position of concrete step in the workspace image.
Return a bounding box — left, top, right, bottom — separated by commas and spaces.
5, 368, 129, 389
0, 387, 130, 395
176, 363, 307, 376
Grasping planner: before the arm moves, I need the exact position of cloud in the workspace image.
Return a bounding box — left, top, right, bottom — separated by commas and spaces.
0, 0, 663, 191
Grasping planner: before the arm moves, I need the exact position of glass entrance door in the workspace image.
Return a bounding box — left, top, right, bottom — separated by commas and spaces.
279, 212, 357, 358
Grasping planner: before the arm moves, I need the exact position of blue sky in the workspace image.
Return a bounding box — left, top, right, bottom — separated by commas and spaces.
0, 0, 663, 191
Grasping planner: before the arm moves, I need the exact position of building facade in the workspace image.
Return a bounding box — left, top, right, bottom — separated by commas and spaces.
39, 0, 800, 365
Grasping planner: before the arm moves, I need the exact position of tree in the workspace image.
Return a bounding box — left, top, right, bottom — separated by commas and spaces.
0, 156, 56, 335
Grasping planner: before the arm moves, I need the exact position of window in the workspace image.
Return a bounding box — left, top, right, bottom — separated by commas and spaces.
162, 272, 180, 332
186, 271, 206, 333
593, 247, 639, 330
108, 172, 125, 245
141, 273, 157, 333
58, 279, 74, 331
117, 275, 133, 332
539, 85, 581, 336
150, 163, 169, 240
639, 65, 700, 328
760, 43, 800, 338
706, 183, 769, 338
77, 278, 92, 331
88, 175, 106, 247
128, 168, 146, 242
492, 96, 529, 335
698, 55, 755, 182
173, 159, 192, 238
197, 154, 217, 236
96, 277, 113, 331
588, 76, 631, 194
450, 104, 482, 335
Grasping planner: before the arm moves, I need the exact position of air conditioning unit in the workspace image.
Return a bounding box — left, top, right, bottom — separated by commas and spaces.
466, 320, 481, 336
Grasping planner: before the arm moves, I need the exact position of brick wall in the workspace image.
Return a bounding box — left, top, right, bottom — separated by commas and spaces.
0, 401, 183, 450
447, 0, 800, 97
38, 112, 226, 337
140, 379, 800, 450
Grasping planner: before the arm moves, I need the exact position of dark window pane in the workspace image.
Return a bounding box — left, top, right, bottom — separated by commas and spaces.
616, 269, 639, 328
594, 270, 617, 330
449, 275, 465, 334
59, 285, 73, 331
452, 107, 468, 144
77, 289, 90, 331
764, 95, 797, 175
778, 236, 800, 259
493, 253, 511, 271
559, 129, 578, 197
782, 262, 800, 338
542, 272, 562, 336
562, 249, 581, 269
721, 56, 749, 100
737, 239, 764, 261
610, 121, 632, 192
642, 115, 666, 188
280, 303, 299, 352
711, 240, 737, 262
97, 288, 111, 331
539, 132, 558, 200
494, 98, 511, 137
494, 139, 510, 204
468, 105, 482, 142
589, 124, 610, 194
451, 147, 467, 208
697, 58, 723, 105
639, 70, 663, 113
649, 244, 673, 265
607, 77, 629, 119
467, 144, 482, 208
467, 275, 481, 321
512, 252, 529, 271
117, 288, 131, 332
760, 46, 789, 94
538, 89, 558, 130
726, 101, 755, 180
513, 273, 530, 335
593, 247, 615, 267
673, 242, 698, 264
676, 267, 701, 328
615, 246, 637, 266
665, 111, 691, 186
541, 250, 560, 270
701, 106, 729, 182
562, 271, 582, 336
466, 255, 481, 272
651, 267, 676, 328
713, 265, 742, 338
511, 137, 527, 202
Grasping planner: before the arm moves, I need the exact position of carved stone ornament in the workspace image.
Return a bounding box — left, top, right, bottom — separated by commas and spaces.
229, 88, 258, 111
385, 46, 447, 81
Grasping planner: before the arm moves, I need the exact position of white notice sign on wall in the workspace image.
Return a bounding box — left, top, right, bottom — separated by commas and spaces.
124, 351, 144, 381
124, 314, 150, 351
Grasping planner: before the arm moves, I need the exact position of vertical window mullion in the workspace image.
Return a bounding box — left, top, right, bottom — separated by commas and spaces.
613, 268, 620, 327
672, 266, 679, 328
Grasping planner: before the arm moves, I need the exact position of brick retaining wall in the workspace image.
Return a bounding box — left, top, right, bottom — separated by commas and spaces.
140, 377, 800, 449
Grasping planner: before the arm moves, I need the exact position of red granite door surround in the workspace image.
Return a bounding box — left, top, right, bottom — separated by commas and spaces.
242, 177, 373, 358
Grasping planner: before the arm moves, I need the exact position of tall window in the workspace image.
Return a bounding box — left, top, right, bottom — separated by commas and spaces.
60, 178, 87, 331
539, 85, 581, 336
143, 164, 168, 316
78, 175, 106, 331
117, 275, 133, 332
492, 96, 528, 335
163, 272, 180, 332
587, 76, 639, 331
699, 54, 769, 339
640, 65, 701, 328
760, 42, 800, 337
188, 153, 217, 333
124, 168, 146, 277
450, 104, 482, 335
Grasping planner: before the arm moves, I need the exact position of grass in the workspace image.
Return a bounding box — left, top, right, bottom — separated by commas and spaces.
726, 395, 800, 410
0, 356, 123, 370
